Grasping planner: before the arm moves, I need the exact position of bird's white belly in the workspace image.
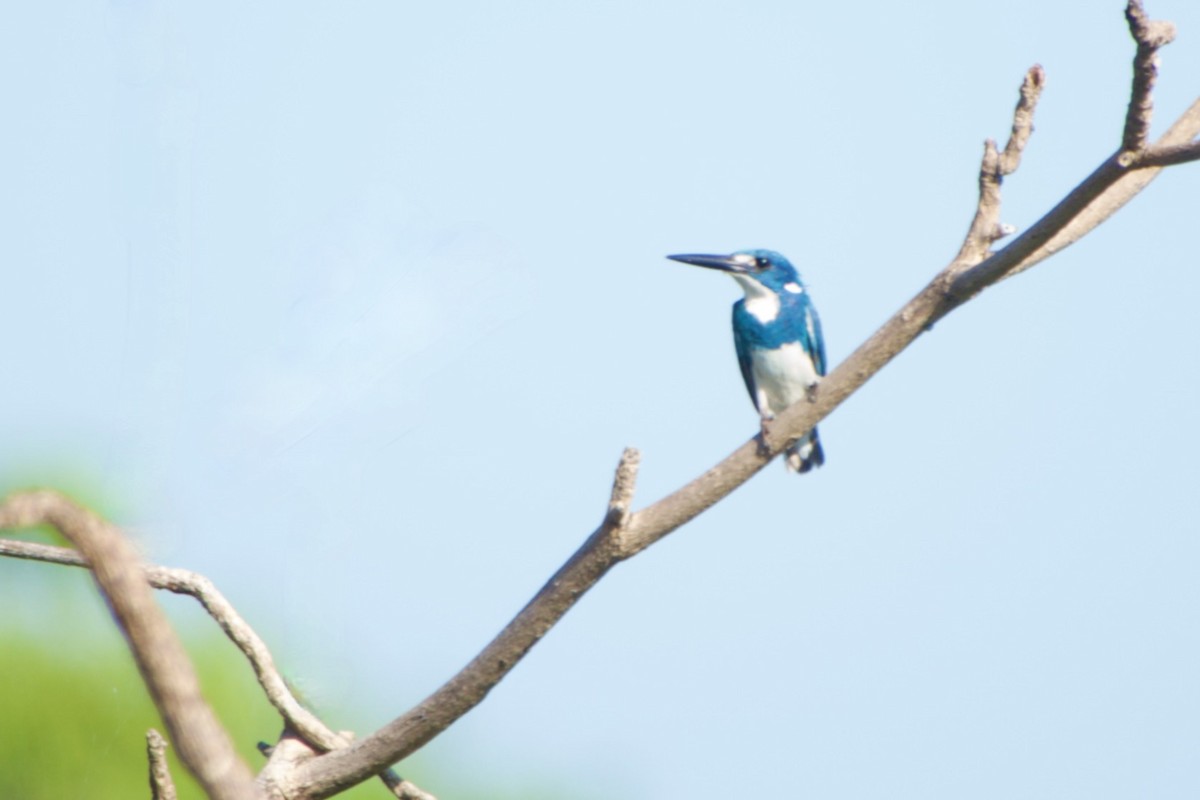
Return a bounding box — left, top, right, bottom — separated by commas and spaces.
752, 343, 819, 417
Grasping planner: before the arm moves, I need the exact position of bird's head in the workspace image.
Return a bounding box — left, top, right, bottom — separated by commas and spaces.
667, 249, 805, 297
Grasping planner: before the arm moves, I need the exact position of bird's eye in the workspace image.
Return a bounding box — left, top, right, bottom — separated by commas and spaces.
756, 257, 769, 269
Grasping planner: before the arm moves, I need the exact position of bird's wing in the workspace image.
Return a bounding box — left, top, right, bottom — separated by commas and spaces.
803, 300, 828, 377
731, 303, 759, 410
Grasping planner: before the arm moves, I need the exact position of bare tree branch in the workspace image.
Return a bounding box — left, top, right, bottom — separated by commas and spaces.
147, 729, 178, 800
1123, 0, 1176, 154
953, 65, 1046, 267
280, 7, 1200, 797
1000, 66, 1044, 175
0, 492, 260, 800
0, 533, 436, 800
6, 5, 1199, 800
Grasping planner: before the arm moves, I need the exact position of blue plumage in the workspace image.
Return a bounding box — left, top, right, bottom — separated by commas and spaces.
668, 249, 827, 473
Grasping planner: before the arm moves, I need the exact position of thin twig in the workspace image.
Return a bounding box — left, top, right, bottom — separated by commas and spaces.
1000, 65, 1045, 174
0, 534, 438, 800
605, 447, 641, 536
1122, 0, 1176, 154
147, 729, 178, 800
0, 492, 259, 800
0, 537, 332, 744
953, 65, 1046, 267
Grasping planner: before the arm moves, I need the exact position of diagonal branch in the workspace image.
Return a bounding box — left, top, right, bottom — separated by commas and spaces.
0, 492, 260, 800
281, 7, 1200, 797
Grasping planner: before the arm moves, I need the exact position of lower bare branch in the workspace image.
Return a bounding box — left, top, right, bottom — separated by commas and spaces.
0, 536, 333, 746
0, 533, 437, 799
0, 492, 259, 800
147, 729, 178, 800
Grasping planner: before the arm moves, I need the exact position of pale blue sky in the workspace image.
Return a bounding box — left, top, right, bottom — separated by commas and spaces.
5, 2, 1200, 797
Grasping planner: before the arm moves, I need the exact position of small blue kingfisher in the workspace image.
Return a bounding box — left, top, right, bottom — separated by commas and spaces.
668, 249, 827, 473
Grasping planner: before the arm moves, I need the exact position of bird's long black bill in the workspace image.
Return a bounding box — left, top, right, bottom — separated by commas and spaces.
666, 253, 749, 273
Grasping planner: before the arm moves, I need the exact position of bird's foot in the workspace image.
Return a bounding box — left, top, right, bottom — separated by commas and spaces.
806, 380, 820, 403
757, 416, 775, 458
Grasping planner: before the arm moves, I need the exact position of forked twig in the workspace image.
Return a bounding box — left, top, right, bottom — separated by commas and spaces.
147, 729, 178, 800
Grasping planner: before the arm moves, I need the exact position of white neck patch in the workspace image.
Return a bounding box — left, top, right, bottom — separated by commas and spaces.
783, 282, 803, 294
733, 275, 780, 323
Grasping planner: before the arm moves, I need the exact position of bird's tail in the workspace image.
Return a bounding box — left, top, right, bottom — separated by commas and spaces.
785, 428, 825, 474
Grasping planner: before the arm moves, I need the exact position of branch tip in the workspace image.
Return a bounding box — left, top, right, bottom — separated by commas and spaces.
605, 447, 641, 527
1126, 1, 1176, 48
1123, 0, 1176, 154
953, 63, 1049, 270
1026, 63, 1046, 90
147, 729, 178, 800
1000, 65, 1045, 174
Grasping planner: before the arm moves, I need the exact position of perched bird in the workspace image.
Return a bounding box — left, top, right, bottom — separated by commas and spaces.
668, 249, 827, 473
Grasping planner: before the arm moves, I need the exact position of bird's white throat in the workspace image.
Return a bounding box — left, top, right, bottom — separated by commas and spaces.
733, 275, 781, 323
